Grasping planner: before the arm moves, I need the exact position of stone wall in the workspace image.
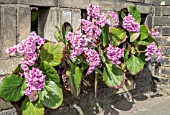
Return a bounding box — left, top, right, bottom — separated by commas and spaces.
0, 0, 170, 114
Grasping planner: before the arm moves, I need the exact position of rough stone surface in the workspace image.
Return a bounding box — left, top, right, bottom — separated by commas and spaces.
144, 14, 152, 28
162, 27, 170, 36
1, 5, 17, 58
0, 58, 21, 75
72, 9, 81, 31
162, 6, 170, 16
127, 0, 144, 3
160, 67, 170, 77
161, 57, 170, 67
154, 6, 162, 16
161, 47, 170, 57
154, 16, 170, 26
0, 98, 14, 111
61, 8, 72, 25
154, 37, 170, 46
17, 5, 30, 43
90, 0, 114, 11
136, 5, 152, 14
58, 0, 89, 9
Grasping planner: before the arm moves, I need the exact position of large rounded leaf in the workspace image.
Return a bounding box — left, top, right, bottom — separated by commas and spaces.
140, 25, 149, 40
66, 64, 82, 97
103, 64, 125, 89
40, 42, 65, 66
100, 24, 109, 47
39, 81, 63, 109
39, 61, 60, 83
126, 55, 145, 75
21, 97, 44, 115
129, 6, 141, 23
0, 74, 26, 102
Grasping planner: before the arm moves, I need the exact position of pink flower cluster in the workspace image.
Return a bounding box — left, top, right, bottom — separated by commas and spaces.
145, 42, 162, 61
108, 11, 119, 26
122, 14, 140, 32
107, 45, 124, 64
6, 32, 46, 96
149, 30, 159, 36
84, 48, 101, 74
24, 68, 46, 95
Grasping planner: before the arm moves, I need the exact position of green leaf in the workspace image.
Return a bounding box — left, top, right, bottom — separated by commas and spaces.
40, 42, 65, 66
54, 26, 63, 42
12, 64, 23, 74
147, 35, 159, 46
140, 25, 149, 40
66, 64, 82, 97
138, 40, 150, 45
124, 49, 130, 61
138, 35, 158, 46
21, 97, 44, 115
62, 23, 73, 45
129, 6, 141, 23
126, 55, 145, 75
100, 24, 109, 47
103, 64, 125, 89
39, 61, 60, 83
0, 74, 26, 102
130, 32, 140, 42
39, 81, 63, 109
109, 27, 127, 46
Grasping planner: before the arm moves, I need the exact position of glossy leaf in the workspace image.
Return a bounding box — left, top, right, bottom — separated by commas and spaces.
39, 61, 60, 83
126, 55, 145, 75
103, 64, 125, 89
40, 42, 65, 66
0, 74, 26, 102
100, 24, 109, 47
129, 6, 141, 23
39, 81, 63, 109
21, 97, 44, 115
130, 32, 140, 42
66, 64, 82, 97
147, 35, 158, 46
109, 27, 126, 46
54, 26, 63, 42
140, 25, 149, 40
124, 49, 130, 61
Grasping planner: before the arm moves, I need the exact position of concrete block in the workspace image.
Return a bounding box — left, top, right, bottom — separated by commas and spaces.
58, 0, 89, 9
0, 58, 21, 75
162, 6, 170, 16
154, 16, 170, 26
136, 5, 152, 14
17, 5, 31, 43
1, 5, 17, 58
155, 6, 162, 16
162, 27, 170, 36
72, 9, 81, 31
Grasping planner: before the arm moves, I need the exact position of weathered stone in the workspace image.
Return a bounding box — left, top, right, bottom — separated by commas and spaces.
162, 27, 170, 36
160, 67, 170, 77
153, 0, 165, 6
90, 0, 113, 11
0, 58, 21, 75
61, 8, 72, 25
58, 0, 89, 9
0, 0, 18, 4
154, 37, 170, 46
112, 1, 135, 11
20, 0, 58, 6
17, 5, 31, 43
0, 98, 13, 111
1, 5, 17, 58
162, 6, 170, 16
127, 0, 144, 3
0, 5, 2, 58
136, 5, 152, 14
161, 57, 170, 67
0, 109, 16, 115
144, 0, 153, 4
161, 47, 170, 57
43, 7, 59, 42
72, 9, 81, 31
154, 16, 170, 26
144, 14, 152, 28
154, 6, 162, 16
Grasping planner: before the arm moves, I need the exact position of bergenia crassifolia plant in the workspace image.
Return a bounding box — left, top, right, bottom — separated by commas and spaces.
0, 4, 161, 115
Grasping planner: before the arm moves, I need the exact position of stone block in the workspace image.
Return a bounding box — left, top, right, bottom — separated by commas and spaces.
43, 7, 59, 42
161, 47, 170, 57
160, 67, 170, 78
17, 5, 31, 43
58, 0, 89, 9
0, 109, 16, 115
136, 5, 152, 14
90, 0, 113, 11
154, 6, 162, 16
154, 16, 170, 26
1, 5, 17, 58
162, 27, 170, 36
61, 8, 72, 25
144, 0, 153, 4
0, 5, 2, 58
161, 57, 170, 67
0, 0, 18, 4
144, 14, 152, 28
0, 58, 21, 75
154, 36, 170, 46
112, 2, 135, 11
127, 0, 144, 3
0, 98, 13, 111
19, 0, 58, 6
162, 7, 170, 16
153, 0, 165, 6
72, 9, 81, 31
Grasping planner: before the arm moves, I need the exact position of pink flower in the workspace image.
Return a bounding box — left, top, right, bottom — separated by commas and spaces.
107, 44, 124, 65
108, 11, 119, 26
